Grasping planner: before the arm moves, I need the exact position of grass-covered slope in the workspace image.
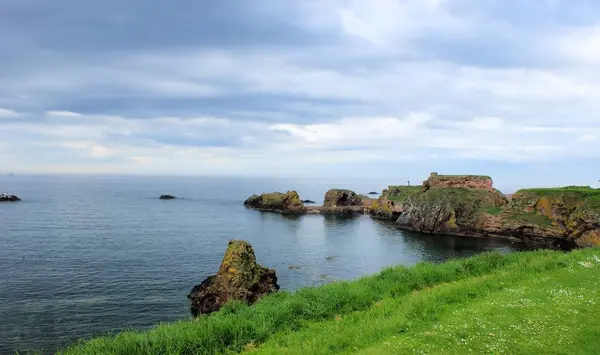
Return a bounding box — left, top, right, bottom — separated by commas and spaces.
60, 249, 600, 355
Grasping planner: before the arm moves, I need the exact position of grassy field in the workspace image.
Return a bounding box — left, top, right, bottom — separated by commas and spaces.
58, 248, 600, 355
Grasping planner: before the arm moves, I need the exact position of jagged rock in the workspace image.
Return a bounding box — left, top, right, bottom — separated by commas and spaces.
244, 191, 306, 213
302, 199, 316, 204
323, 189, 363, 208
188, 240, 279, 316
0, 193, 20, 202
159, 195, 177, 200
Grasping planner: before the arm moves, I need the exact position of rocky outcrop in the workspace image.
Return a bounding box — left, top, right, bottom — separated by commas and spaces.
303, 199, 316, 204
188, 240, 279, 316
244, 191, 306, 214
368, 191, 379, 195
370, 186, 421, 220
0, 193, 20, 202
396, 180, 600, 249
323, 189, 364, 208
159, 195, 177, 200
397, 187, 508, 235
321, 189, 371, 214
423, 172, 494, 192
502, 187, 600, 247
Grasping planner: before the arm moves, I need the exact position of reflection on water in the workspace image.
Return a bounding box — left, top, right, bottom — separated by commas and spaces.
0, 176, 538, 354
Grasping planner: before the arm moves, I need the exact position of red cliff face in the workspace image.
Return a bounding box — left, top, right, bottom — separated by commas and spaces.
423, 172, 494, 192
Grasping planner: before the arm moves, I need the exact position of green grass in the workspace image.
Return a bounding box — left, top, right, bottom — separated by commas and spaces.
516, 186, 600, 196
385, 185, 421, 202
508, 211, 554, 227
483, 206, 504, 216
59, 249, 600, 355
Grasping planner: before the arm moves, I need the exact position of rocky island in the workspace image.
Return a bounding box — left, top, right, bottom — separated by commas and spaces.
159, 194, 177, 200
244, 189, 374, 215
187, 240, 279, 316
0, 193, 20, 202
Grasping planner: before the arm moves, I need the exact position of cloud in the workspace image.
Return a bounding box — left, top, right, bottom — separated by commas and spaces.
0, 0, 600, 185
47, 110, 83, 118
0, 108, 20, 118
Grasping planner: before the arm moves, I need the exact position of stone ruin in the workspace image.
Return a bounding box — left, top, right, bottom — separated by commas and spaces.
423, 172, 494, 192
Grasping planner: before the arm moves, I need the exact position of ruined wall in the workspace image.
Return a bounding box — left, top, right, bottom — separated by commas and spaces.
423, 172, 494, 191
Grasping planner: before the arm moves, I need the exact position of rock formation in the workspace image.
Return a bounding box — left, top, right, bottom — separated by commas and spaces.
423, 172, 494, 192
244, 191, 306, 213
397, 187, 508, 235
395, 174, 600, 249
0, 193, 20, 202
303, 199, 316, 204
368, 191, 379, 195
159, 195, 177, 200
323, 189, 364, 208
188, 240, 279, 316
370, 186, 421, 220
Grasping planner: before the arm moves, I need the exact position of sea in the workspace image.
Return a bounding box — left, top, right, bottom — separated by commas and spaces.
0, 175, 539, 353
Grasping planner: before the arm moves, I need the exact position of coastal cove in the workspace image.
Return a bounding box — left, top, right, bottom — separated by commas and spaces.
0, 175, 539, 354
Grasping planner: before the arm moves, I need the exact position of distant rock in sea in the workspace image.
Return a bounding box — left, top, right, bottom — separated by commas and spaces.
159, 195, 177, 200
302, 199, 316, 204
368, 191, 379, 195
188, 240, 279, 316
0, 193, 20, 202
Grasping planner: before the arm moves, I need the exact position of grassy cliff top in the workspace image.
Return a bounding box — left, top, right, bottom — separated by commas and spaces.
513, 186, 600, 213
59, 249, 600, 355
385, 185, 422, 202
515, 186, 600, 196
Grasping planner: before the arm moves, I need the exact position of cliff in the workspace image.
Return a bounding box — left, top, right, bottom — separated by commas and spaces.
396, 178, 600, 248
397, 187, 507, 234
370, 185, 420, 219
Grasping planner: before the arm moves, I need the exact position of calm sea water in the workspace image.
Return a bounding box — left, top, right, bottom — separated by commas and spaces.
0, 175, 537, 353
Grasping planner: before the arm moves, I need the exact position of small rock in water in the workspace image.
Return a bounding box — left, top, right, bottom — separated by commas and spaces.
0, 193, 20, 202
159, 194, 177, 200
302, 199, 316, 204
288, 265, 301, 270
325, 255, 338, 261
187, 240, 279, 316
368, 191, 379, 195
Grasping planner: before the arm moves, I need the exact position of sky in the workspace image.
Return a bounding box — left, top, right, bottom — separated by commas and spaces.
1, 0, 600, 191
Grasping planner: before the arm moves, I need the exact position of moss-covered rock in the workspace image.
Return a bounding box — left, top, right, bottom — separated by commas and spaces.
369, 186, 420, 220
396, 187, 508, 234
506, 187, 600, 246
323, 189, 364, 208
188, 240, 279, 316
243, 191, 306, 214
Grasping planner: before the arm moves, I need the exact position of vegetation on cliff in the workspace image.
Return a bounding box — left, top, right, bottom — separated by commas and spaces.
395, 182, 600, 247
369, 185, 421, 219
397, 187, 507, 234
384, 185, 421, 202
60, 248, 600, 354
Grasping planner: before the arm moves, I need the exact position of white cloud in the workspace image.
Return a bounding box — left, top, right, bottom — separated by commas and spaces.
46, 110, 84, 118
559, 25, 600, 64
0, 108, 19, 118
